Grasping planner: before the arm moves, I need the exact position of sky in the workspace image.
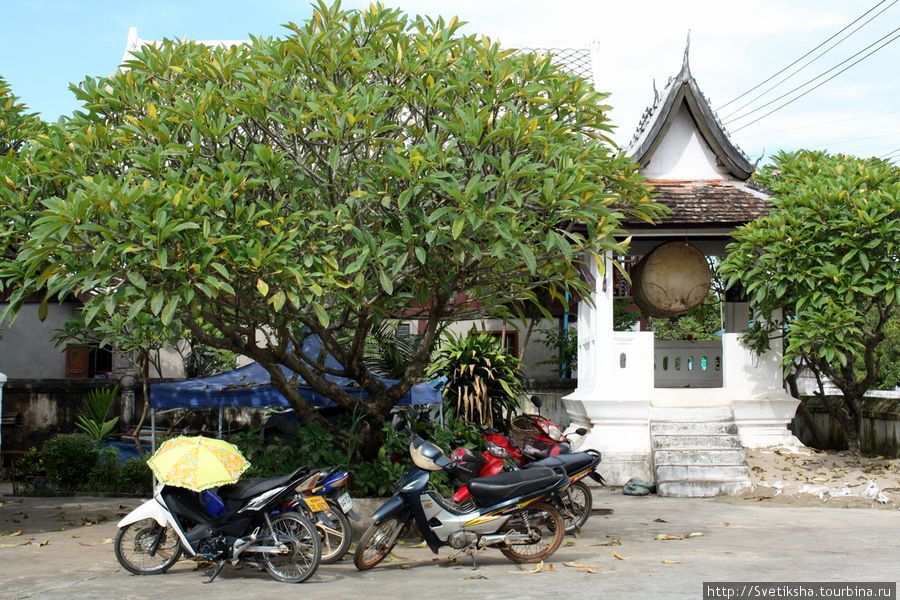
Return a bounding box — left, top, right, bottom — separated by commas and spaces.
2, 0, 899, 164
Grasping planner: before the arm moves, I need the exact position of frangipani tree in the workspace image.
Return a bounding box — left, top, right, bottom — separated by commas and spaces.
721, 150, 899, 453
3, 2, 662, 458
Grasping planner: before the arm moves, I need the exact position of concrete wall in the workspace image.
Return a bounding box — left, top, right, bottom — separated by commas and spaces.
791, 391, 900, 457
0, 303, 78, 379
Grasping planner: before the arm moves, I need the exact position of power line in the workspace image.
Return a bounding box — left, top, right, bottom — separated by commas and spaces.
737, 109, 900, 138
716, 0, 896, 111
879, 147, 900, 159
729, 27, 900, 133
720, 0, 897, 121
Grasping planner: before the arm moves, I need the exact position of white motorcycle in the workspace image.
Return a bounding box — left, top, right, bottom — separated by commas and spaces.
115, 467, 322, 583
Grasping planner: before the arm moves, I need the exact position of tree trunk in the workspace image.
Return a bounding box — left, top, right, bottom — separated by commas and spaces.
785, 369, 824, 448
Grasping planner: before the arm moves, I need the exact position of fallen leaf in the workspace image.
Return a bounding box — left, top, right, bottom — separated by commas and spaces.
812, 477, 828, 482
78, 542, 93, 547
564, 541, 577, 547
662, 559, 684, 564
653, 518, 668, 522
0, 530, 22, 538
509, 560, 544, 574
387, 552, 408, 561
594, 538, 622, 546
655, 535, 682, 541
685, 532, 704, 538
459, 575, 488, 580
563, 562, 597, 569
546, 564, 555, 571
723, 522, 731, 526
39, 540, 50, 547
0, 541, 31, 548
612, 552, 631, 560
585, 568, 616, 574
6, 519, 20, 524
399, 564, 411, 569
102, 538, 113, 544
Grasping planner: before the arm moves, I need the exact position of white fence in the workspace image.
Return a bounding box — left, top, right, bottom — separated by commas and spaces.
654, 340, 722, 388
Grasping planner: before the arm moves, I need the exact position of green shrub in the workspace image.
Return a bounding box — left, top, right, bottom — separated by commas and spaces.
13, 447, 43, 478
87, 445, 122, 491
119, 458, 153, 495
41, 433, 99, 490
428, 329, 524, 431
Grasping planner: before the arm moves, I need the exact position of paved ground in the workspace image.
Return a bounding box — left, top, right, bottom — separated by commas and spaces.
1, 487, 897, 600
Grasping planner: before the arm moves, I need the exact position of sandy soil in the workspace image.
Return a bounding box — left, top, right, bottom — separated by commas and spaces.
734, 447, 900, 509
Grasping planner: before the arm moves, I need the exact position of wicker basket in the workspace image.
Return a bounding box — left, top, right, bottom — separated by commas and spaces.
510, 414, 541, 449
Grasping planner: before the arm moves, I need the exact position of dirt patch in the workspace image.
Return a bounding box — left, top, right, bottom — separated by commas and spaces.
734, 447, 900, 508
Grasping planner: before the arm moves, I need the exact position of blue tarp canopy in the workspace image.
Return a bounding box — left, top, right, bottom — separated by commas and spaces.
150, 336, 442, 409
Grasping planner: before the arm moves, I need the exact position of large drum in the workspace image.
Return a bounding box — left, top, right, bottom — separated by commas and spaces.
631, 242, 711, 318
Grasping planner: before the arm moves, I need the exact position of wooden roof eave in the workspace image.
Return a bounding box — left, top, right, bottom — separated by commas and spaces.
627, 53, 757, 181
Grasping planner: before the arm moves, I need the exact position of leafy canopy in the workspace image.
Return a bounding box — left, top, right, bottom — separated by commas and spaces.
2, 2, 661, 453
720, 150, 898, 449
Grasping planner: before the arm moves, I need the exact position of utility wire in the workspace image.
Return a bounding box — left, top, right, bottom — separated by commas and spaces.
879, 147, 900, 159
720, 0, 897, 120
729, 26, 900, 133
717, 0, 896, 111
737, 109, 900, 138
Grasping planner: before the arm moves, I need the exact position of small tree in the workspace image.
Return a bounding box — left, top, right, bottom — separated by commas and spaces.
429, 329, 525, 431
721, 150, 899, 453
2, 2, 662, 459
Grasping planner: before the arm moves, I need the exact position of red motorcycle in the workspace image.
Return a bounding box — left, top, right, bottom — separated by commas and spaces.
450, 400, 603, 532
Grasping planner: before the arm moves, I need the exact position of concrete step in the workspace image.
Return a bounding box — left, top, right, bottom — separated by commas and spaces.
651, 434, 743, 450
654, 449, 748, 465
649, 406, 735, 422
650, 421, 738, 436
655, 464, 750, 482
657, 479, 752, 498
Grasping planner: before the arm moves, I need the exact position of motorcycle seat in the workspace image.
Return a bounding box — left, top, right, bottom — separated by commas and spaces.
525, 452, 597, 476
467, 467, 560, 507
218, 471, 295, 504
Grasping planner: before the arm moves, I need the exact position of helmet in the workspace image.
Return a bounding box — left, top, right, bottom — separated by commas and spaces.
409, 436, 451, 471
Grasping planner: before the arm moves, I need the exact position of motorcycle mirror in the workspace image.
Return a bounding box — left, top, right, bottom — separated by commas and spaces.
575, 427, 588, 436
530, 396, 542, 409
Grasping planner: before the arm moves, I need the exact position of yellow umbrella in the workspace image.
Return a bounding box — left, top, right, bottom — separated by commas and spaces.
147, 435, 250, 492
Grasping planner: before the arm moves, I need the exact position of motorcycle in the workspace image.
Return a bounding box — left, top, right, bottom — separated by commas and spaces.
114, 467, 322, 583
296, 466, 360, 564
450, 400, 604, 532
354, 434, 570, 570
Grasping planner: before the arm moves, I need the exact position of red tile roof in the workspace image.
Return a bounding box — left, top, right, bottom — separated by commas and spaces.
626, 179, 773, 229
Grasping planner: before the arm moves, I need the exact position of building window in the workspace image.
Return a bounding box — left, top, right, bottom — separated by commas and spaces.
66, 345, 114, 378
482, 331, 518, 353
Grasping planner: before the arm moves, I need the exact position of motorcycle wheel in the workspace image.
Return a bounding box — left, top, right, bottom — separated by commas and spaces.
499, 502, 565, 564
353, 516, 405, 571
114, 519, 182, 575
316, 499, 353, 564
564, 480, 593, 533
261, 512, 321, 583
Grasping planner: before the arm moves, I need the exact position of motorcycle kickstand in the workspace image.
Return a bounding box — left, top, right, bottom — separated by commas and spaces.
204, 560, 227, 584
447, 544, 480, 570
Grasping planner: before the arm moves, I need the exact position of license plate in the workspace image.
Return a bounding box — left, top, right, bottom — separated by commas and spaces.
337, 492, 353, 512
304, 495, 329, 512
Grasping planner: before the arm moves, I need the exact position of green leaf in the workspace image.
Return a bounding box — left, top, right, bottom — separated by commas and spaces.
257, 278, 269, 297
378, 270, 394, 295
127, 272, 147, 291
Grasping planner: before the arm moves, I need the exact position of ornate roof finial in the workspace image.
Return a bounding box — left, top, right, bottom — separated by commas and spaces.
682, 30, 691, 75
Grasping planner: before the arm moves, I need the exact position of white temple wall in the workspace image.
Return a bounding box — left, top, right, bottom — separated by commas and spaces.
640, 105, 731, 180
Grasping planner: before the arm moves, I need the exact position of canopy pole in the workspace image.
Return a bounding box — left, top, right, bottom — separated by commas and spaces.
218, 407, 223, 439
151, 408, 157, 487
